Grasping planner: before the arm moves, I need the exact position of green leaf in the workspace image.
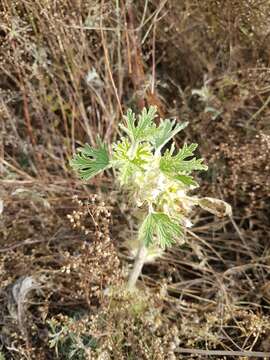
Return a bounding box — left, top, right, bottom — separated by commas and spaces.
139, 213, 155, 246
139, 212, 182, 248
119, 106, 158, 143
112, 139, 152, 184
70, 138, 110, 180
151, 119, 188, 151
174, 174, 198, 186
160, 143, 208, 186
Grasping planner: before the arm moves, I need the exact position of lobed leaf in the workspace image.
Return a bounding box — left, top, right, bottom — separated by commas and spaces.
119, 106, 158, 143
160, 143, 208, 186
70, 138, 110, 180
139, 212, 183, 249
151, 119, 188, 151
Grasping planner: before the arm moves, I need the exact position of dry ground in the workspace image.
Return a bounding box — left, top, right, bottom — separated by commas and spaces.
1, 1, 270, 359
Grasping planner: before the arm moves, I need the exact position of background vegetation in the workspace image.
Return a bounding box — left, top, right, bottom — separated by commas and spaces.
1, 0, 270, 358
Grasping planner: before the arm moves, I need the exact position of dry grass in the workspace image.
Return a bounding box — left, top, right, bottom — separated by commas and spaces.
1, 0, 270, 359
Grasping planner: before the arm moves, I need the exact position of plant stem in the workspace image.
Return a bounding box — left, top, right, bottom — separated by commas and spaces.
127, 242, 147, 290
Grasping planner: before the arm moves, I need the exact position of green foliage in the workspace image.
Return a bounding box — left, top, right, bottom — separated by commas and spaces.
119, 107, 158, 144
70, 106, 231, 288
160, 143, 208, 186
70, 138, 110, 180
119, 106, 188, 152
112, 139, 152, 184
139, 212, 183, 248
71, 106, 209, 250
150, 118, 188, 151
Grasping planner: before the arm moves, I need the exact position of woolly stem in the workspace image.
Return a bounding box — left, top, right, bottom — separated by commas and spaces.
127, 242, 147, 290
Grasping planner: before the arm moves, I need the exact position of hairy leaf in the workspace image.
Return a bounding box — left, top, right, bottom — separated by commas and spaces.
139, 213, 155, 246
112, 139, 152, 184
70, 138, 110, 180
139, 212, 183, 248
119, 106, 158, 143
160, 143, 208, 186
151, 119, 188, 151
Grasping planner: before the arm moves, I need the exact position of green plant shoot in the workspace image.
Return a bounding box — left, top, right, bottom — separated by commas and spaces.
70, 106, 231, 289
